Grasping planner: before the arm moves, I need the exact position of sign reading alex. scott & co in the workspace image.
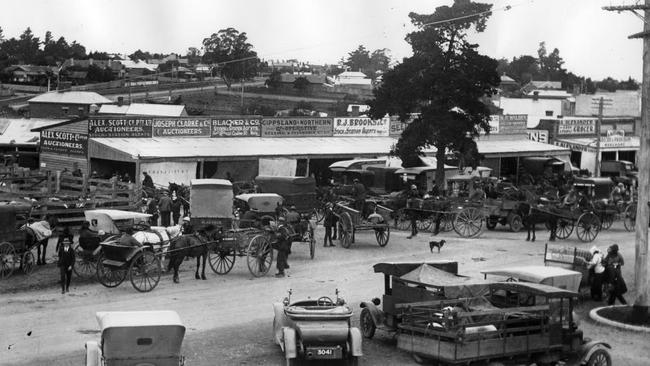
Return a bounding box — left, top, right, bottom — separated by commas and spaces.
333, 117, 390, 137
40, 130, 88, 156
261, 118, 333, 137
557, 118, 596, 135
211, 117, 261, 137
152, 118, 211, 137
88, 117, 153, 138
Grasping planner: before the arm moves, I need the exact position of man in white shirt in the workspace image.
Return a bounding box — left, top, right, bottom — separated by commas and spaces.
587, 246, 605, 301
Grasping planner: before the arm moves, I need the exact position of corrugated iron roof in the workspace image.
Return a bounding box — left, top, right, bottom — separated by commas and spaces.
98, 103, 186, 117
0, 118, 68, 145
28, 91, 113, 105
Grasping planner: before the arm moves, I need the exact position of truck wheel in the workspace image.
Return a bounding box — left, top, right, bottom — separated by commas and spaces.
587, 349, 611, 366
360, 308, 376, 338
347, 355, 359, 366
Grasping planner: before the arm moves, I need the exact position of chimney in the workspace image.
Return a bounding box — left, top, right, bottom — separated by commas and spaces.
532, 91, 539, 101
117, 96, 124, 106
351, 105, 360, 117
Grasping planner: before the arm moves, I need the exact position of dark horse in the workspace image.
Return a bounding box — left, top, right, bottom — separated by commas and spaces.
22, 216, 58, 265
514, 202, 557, 242
167, 225, 223, 283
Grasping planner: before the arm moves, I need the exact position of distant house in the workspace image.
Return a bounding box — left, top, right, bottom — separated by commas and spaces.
278, 73, 326, 93
61, 58, 124, 78
3, 65, 58, 84
28, 91, 113, 118
334, 71, 372, 86
98, 103, 188, 117
121, 59, 158, 76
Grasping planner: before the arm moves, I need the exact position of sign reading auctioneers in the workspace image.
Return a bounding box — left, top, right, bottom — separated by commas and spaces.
333, 117, 390, 137
40, 131, 88, 156
88, 117, 153, 138
152, 118, 211, 137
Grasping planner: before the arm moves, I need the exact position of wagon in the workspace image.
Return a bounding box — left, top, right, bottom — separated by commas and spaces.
334, 200, 392, 248
543, 243, 593, 290
573, 177, 635, 230
254, 175, 319, 217
0, 202, 37, 279
190, 180, 276, 277
395, 282, 612, 365
273, 289, 363, 365
94, 238, 164, 293
85, 310, 186, 366
549, 204, 602, 243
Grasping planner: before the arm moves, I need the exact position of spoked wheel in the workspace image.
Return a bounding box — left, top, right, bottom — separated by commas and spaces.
395, 209, 410, 231
440, 213, 454, 232
453, 207, 483, 238
72, 244, 97, 279
577, 212, 601, 242
600, 214, 614, 230
624, 203, 636, 232
0, 242, 16, 279
375, 227, 390, 247
485, 218, 497, 230
360, 307, 376, 339
129, 250, 162, 293
587, 349, 611, 366
246, 235, 273, 277
312, 207, 325, 223
339, 212, 353, 249
209, 248, 236, 275
417, 218, 432, 232
96, 252, 127, 288
555, 218, 574, 239
308, 226, 315, 259
508, 214, 523, 232
21, 251, 35, 275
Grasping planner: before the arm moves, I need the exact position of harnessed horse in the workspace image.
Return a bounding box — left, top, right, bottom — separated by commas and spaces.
167, 225, 223, 283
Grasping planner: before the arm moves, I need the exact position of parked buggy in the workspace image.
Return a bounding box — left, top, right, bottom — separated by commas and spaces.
0, 203, 37, 279
334, 199, 392, 248
573, 177, 635, 230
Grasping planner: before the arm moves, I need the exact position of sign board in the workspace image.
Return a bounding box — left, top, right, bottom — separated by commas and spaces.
40, 131, 88, 156
211, 117, 261, 137
140, 161, 197, 186
554, 140, 596, 153
389, 116, 407, 136
527, 129, 549, 143
498, 114, 527, 134
261, 118, 333, 137
481, 115, 501, 134
88, 117, 153, 138
152, 118, 212, 137
557, 118, 596, 135
333, 117, 390, 137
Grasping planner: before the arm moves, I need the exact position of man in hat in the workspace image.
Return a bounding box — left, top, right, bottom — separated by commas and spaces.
323, 202, 337, 247
610, 182, 625, 205
171, 191, 182, 226
142, 171, 154, 189
274, 216, 292, 277
158, 191, 172, 227
587, 246, 605, 301
352, 178, 367, 217
57, 235, 75, 294
181, 216, 194, 234
406, 184, 421, 239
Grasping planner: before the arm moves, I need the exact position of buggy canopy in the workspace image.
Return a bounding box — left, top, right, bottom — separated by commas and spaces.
96, 311, 185, 360
329, 158, 387, 171
481, 265, 582, 292
235, 193, 283, 213
190, 179, 233, 219
84, 209, 151, 235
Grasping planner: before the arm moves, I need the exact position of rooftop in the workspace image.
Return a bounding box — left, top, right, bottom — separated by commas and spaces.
28, 91, 113, 105
98, 103, 187, 117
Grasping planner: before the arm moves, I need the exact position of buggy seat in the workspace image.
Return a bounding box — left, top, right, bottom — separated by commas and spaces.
79, 236, 101, 251
285, 300, 353, 320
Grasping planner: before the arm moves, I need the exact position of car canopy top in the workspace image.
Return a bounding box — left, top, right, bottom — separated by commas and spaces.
481, 265, 582, 292
488, 281, 579, 299
96, 310, 185, 360
399, 263, 493, 298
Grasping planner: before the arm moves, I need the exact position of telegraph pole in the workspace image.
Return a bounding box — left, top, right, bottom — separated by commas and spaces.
604, 1, 650, 322
591, 97, 612, 177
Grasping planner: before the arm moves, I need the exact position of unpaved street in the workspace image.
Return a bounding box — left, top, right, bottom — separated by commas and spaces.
1, 222, 648, 366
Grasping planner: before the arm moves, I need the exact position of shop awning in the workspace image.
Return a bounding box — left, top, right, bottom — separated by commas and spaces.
90, 137, 397, 160
423, 138, 570, 158
555, 137, 640, 152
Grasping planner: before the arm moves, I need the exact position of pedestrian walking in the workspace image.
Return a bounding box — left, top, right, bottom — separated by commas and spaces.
57, 238, 75, 294
587, 246, 605, 301
274, 217, 292, 277
406, 184, 420, 239
158, 191, 172, 227
323, 203, 337, 247
171, 192, 182, 226
55, 226, 74, 253
604, 244, 627, 305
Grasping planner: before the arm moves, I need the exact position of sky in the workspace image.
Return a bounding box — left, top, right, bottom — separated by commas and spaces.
0, 0, 644, 80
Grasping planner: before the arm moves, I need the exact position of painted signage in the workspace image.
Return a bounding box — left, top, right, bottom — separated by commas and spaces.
498, 114, 527, 134
88, 117, 153, 138
557, 118, 596, 135
152, 118, 211, 137
261, 118, 333, 137
527, 129, 549, 143
211, 117, 261, 137
333, 117, 390, 137
554, 140, 596, 153
482, 115, 501, 134
40, 131, 88, 156
389, 117, 407, 136
140, 161, 197, 186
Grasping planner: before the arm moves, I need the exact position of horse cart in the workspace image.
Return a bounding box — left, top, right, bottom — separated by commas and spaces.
573, 177, 635, 231
0, 203, 37, 279
334, 200, 392, 249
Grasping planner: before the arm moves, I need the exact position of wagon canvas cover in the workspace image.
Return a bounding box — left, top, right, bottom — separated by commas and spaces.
399, 264, 491, 298
190, 179, 233, 218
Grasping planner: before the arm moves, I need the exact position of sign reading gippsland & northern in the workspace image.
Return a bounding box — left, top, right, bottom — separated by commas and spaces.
261, 118, 333, 137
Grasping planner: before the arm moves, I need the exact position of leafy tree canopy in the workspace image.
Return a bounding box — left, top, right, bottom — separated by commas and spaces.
202, 27, 259, 88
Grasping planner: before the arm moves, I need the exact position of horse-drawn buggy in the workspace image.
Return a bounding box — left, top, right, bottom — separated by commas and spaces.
334, 199, 392, 249
0, 202, 38, 279
572, 177, 635, 231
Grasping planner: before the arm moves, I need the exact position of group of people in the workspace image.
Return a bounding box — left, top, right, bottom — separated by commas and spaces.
587, 243, 628, 305
145, 190, 185, 227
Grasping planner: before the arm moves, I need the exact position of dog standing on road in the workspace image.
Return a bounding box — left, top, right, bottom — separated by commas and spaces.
429, 240, 446, 253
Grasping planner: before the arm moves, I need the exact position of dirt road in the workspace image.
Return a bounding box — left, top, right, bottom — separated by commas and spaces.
1, 222, 647, 366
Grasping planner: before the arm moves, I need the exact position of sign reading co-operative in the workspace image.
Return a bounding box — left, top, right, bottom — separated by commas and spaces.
88, 117, 153, 138
152, 118, 211, 137
212, 117, 261, 137
261, 118, 333, 137
557, 118, 596, 135
40, 131, 88, 156
333, 117, 390, 137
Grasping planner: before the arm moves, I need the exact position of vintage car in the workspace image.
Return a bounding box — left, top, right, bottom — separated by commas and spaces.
85, 310, 186, 366
273, 290, 362, 366
481, 265, 583, 292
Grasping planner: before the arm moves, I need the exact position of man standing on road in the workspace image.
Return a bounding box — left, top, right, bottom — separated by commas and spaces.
171, 192, 182, 225
406, 184, 421, 239
352, 178, 367, 217
274, 217, 292, 277
158, 191, 172, 227
57, 238, 75, 294
587, 246, 605, 301
323, 203, 337, 247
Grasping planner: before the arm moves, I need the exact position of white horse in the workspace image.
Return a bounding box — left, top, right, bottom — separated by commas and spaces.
132, 225, 182, 254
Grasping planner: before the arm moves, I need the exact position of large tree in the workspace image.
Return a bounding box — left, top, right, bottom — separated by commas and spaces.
369, 0, 499, 187
202, 27, 259, 89
344, 45, 371, 72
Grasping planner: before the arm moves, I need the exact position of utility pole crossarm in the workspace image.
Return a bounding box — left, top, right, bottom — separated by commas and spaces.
603, 5, 650, 11
629, 30, 650, 39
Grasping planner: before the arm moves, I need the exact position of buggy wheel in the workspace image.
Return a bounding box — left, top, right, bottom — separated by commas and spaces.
246, 235, 273, 277
555, 218, 574, 239
508, 213, 523, 232
209, 248, 236, 274
129, 250, 162, 293
395, 209, 410, 231
360, 307, 376, 339
72, 244, 96, 279
440, 213, 454, 232
375, 227, 390, 247
0, 242, 16, 279
21, 251, 35, 275
587, 349, 611, 366
485, 218, 497, 230
417, 218, 432, 232
600, 214, 614, 230
624, 203, 636, 232
96, 252, 127, 288
339, 212, 353, 249
312, 207, 325, 223
453, 207, 482, 238
309, 227, 315, 259
577, 212, 600, 242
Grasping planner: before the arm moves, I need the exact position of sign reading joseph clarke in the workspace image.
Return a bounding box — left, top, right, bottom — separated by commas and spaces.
152, 118, 211, 137
261, 118, 332, 137
88, 117, 153, 138
40, 131, 88, 156
212, 117, 261, 137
